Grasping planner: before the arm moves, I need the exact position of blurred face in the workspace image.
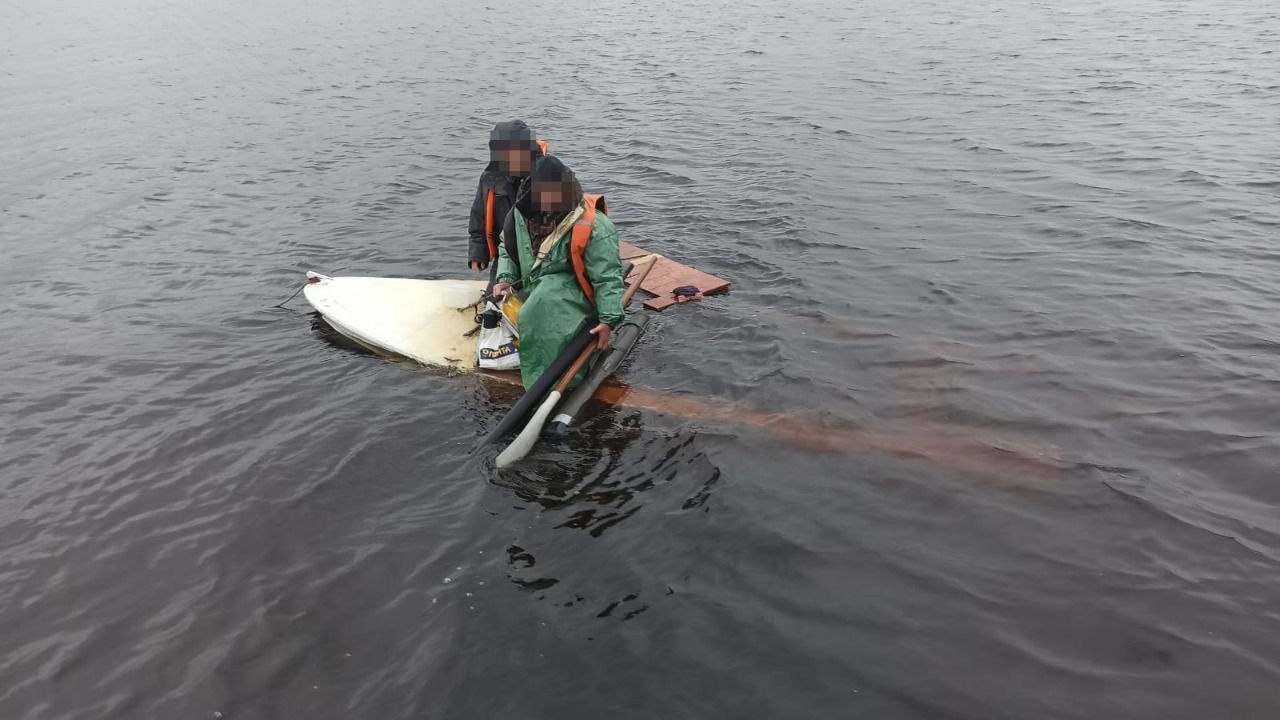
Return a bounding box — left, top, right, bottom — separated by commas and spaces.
532, 179, 575, 214
494, 143, 533, 176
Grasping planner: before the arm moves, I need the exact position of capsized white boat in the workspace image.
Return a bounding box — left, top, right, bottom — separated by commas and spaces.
302, 271, 488, 370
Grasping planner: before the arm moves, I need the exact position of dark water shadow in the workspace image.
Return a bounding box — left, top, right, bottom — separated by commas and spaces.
483, 406, 722, 622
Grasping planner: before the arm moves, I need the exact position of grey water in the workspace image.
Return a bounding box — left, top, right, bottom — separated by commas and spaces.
2, 0, 1279, 717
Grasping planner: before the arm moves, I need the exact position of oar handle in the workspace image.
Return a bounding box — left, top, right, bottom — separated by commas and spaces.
623, 255, 655, 308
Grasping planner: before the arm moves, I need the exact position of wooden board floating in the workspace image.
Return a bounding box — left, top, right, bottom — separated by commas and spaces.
619, 240, 731, 311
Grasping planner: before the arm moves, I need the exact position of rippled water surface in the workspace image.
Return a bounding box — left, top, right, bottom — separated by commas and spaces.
3, 0, 1280, 717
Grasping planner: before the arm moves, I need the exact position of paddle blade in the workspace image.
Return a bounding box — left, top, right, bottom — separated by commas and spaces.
495, 390, 562, 468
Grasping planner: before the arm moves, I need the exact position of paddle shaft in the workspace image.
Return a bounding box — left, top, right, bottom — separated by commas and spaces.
554, 257, 655, 392
624, 255, 656, 306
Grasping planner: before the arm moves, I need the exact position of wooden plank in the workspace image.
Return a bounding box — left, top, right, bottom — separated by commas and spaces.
619, 240, 649, 260
643, 295, 678, 312
623, 253, 657, 287
616, 241, 731, 311
642, 255, 729, 296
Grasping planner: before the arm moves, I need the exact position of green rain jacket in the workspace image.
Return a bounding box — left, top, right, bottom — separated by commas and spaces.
495, 201, 625, 390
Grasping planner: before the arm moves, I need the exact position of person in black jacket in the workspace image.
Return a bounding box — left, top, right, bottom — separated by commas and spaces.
467, 120, 547, 287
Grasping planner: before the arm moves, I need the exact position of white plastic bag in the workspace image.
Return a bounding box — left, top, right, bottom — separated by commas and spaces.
477, 301, 520, 370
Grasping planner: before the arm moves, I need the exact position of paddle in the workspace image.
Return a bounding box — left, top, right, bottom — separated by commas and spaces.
494, 258, 654, 468
481, 318, 597, 445
480, 263, 633, 445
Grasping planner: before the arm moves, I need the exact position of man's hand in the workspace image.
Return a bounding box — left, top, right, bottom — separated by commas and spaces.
469, 260, 489, 272
589, 322, 611, 351
491, 282, 513, 299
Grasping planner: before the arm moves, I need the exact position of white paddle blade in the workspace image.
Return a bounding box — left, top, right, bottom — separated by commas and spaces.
495, 391, 562, 468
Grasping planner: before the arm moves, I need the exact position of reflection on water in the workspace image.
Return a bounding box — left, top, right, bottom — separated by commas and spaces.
3, 0, 1280, 716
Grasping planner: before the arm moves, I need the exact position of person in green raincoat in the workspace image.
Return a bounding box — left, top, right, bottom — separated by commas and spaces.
491, 156, 625, 391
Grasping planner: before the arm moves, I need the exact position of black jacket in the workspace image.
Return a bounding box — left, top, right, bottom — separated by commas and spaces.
467, 119, 546, 266
467, 166, 525, 266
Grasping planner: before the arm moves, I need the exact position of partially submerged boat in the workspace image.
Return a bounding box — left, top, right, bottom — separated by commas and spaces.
302, 273, 489, 370
301, 242, 730, 431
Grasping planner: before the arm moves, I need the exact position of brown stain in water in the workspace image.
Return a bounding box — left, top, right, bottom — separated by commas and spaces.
478, 367, 1062, 484
590, 383, 1063, 485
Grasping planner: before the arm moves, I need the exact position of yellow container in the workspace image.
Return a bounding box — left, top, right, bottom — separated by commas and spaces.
501, 294, 522, 330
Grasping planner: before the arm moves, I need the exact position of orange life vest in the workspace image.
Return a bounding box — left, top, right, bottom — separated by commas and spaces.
570, 194, 608, 304
484, 138, 550, 260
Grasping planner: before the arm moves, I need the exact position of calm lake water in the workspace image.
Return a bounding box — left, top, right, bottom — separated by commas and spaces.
2, 0, 1279, 717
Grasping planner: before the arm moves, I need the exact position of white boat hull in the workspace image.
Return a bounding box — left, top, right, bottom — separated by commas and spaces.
302, 272, 487, 370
